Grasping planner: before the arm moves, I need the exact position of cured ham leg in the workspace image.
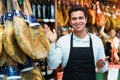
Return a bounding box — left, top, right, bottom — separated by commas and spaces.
12, 0, 37, 59
0, 47, 7, 66
3, 0, 27, 64
0, 0, 7, 67
0, 0, 5, 55
95, 1, 106, 27
23, 0, 50, 60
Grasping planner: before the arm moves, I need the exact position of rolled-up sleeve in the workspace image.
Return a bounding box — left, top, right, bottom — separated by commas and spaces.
95, 37, 108, 73
47, 42, 62, 69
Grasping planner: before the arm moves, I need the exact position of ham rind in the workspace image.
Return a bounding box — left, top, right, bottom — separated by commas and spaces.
3, 0, 27, 64
0, 47, 7, 66
3, 20, 27, 64
11, 0, 39, 59
13, 16, 37, 59
0, 0, 5, 16
0, 0, 5, 55
3, 20, 15, 56
0, 24, 3, 55
38, 26, 50, 54
29, 26, 50, 59
23, 0, 50, 59
0, 0, 7, 67
12, 0, 50, 60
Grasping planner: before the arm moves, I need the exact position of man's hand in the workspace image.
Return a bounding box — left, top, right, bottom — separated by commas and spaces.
44, 24, 57, 43
96, 56, 109, 68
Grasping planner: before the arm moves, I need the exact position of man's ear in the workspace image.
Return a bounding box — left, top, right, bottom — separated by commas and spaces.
68, 19, 71, 26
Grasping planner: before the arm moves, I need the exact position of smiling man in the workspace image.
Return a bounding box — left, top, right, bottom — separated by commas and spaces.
44, 5, 108, 80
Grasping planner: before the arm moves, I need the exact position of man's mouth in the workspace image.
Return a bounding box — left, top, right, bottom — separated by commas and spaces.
74, 24, 82, 27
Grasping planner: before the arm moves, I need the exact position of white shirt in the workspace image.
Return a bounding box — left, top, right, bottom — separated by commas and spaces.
47, 33, 108, 73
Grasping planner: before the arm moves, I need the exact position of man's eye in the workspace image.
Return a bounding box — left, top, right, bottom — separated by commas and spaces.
72, 17, 77, 20
71, 17, 84, 20
79, 17, 84, 19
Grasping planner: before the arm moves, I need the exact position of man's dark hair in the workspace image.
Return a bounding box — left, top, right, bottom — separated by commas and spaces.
68, 5, 87, 18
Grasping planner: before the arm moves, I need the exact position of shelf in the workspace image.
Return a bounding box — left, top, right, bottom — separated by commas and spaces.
37, 19, 55, 23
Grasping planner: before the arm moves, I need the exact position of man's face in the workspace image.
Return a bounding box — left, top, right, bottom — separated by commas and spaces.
69, 11, 87, 32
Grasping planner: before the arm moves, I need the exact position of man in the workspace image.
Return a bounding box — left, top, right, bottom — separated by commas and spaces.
44, 5, 108, 80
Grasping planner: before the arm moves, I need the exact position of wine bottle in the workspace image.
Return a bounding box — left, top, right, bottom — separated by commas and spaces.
31, 0, 37, 17
42, 0, 50, 22
42, 0, 46, 19
49, 0, 55, 22
37, 0, 42, 19
46, 0, 50, 19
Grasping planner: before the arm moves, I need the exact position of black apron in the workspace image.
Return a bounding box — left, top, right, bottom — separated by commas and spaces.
63, 34, 96, 80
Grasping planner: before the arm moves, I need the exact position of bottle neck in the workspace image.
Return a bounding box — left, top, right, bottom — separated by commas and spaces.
49, 0, 53, 4
42, 0, 46, 4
